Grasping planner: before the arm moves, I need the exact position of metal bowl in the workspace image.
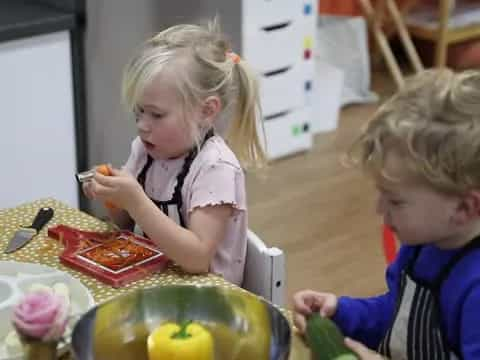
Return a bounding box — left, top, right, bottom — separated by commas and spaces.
71, 285, 291, 360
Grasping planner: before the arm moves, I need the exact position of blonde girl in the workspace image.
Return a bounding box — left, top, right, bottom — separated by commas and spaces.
83, 21, 266, 286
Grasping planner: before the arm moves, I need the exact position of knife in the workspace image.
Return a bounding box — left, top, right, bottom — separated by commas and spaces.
4, 207, 54, 253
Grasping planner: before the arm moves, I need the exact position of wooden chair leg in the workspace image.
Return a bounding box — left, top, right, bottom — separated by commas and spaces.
385, 0, 424, 73
358, 0, 405, 89
435, 0, 453, 67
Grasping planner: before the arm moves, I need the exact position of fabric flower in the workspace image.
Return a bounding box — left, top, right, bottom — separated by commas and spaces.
12, 290, 69, 341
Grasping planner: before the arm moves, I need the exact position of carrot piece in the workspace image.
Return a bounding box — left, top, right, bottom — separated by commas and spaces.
96, 164, 112, 176
96, 164, 117, 209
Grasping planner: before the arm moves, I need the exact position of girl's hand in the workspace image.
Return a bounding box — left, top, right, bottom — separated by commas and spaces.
345, 337, 386, 360
82, 181, 96, 200
81, 164, 114, 201
292, 290, 338, 334
90, 167, 146, 211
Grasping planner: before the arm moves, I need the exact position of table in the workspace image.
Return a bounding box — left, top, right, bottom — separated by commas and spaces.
0, 198, 310, 359
358, 0, 424, 89
406, 0, 480, 67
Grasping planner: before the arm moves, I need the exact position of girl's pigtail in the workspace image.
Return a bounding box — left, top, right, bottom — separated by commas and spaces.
226, 58, 268, 169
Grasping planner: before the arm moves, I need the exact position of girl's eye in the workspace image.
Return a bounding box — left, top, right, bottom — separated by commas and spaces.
134, 106, 144, 116
133, 106, 164, 120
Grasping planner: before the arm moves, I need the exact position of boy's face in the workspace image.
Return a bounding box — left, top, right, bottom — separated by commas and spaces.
375, 151, 462, 248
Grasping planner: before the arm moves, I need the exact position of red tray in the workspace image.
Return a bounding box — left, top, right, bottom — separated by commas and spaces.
48, 225, 169, 288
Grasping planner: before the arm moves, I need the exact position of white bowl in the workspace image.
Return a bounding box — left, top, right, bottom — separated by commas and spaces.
0, 278, 15, 309
0, 261, 95, 360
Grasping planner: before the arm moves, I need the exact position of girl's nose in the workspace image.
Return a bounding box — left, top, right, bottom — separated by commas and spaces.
136, 115, 150, 133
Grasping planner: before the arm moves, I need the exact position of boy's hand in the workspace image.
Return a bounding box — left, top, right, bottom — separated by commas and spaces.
345, 337, 386, 359
292, 290, 338, 333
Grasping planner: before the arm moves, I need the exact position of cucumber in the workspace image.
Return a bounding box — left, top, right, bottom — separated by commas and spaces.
334, 355, 358, 360
305, 313, 358, 360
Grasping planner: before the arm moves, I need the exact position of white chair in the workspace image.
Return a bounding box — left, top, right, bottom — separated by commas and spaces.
242, 229, 286, 307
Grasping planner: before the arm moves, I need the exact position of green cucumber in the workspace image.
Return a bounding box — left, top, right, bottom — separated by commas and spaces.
334, 356, 358, 360
306, 313, 358, 360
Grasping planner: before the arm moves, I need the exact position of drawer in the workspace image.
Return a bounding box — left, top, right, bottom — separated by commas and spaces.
302, 58, 316, 108
243, 0, 301, 27
301, 1, 318, 31
259, 63, 304, 116
243, 20, 302, 73
262, 107, 313, 159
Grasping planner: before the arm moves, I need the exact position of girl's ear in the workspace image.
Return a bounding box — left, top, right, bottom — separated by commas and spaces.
453, 190, 480, 225
200, 96, 222, 126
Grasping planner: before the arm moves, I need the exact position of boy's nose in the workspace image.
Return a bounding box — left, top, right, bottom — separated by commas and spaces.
376, 194, 386, 215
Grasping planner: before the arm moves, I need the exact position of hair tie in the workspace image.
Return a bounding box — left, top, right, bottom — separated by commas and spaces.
226, 51, 241, 64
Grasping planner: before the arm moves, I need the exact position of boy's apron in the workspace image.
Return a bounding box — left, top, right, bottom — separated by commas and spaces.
136, 130, 214, 228
378, 237, 480, 360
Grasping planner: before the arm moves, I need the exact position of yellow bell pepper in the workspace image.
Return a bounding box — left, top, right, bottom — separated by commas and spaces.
147, 321, 214, 360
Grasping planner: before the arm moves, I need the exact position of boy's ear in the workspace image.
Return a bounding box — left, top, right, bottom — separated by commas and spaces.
454, 190, 480, 224
200, 96, 222, 126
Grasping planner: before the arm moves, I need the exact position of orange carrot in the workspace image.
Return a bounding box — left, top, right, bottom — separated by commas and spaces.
96, 164, 117, 209
96, 164, 112, 176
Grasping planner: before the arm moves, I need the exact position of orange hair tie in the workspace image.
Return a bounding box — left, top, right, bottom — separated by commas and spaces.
227, 51, 241, 64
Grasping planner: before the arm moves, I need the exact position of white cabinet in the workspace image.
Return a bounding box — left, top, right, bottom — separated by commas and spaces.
0, 31, 78, 209
243, 0, 317, 159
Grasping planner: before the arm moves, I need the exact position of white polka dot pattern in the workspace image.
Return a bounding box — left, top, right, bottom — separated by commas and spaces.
0, 198, 296, 359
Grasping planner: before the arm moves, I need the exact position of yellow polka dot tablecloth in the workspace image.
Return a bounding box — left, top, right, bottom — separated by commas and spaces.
0, 198, 310, 359
0, 198, 246, 303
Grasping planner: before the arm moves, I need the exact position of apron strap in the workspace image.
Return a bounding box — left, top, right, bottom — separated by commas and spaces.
170, 129, 214, 217
135, 129, 215, 228
405, 245, 422, 273
137, 154, 154, 189
432, 235, 480, 289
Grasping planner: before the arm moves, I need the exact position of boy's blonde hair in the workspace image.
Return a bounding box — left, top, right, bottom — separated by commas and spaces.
349, 69, 480, 195
122, 20, 267, 168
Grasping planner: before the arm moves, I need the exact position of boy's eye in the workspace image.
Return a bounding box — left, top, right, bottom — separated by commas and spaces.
151, 112, 163, 119
389, 199, 404, 206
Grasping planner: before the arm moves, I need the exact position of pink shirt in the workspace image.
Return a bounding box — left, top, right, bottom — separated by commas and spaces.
124, 135, 247, 285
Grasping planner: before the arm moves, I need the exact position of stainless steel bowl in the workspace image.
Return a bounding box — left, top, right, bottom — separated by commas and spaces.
71, 285, 291, 359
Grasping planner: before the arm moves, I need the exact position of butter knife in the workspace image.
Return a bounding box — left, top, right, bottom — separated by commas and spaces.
4, 207, 54, 253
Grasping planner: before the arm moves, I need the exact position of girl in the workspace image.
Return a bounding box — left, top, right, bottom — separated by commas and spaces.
83, 21, 266, 286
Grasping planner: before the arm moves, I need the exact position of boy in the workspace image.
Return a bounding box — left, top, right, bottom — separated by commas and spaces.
294, 69, 480, 359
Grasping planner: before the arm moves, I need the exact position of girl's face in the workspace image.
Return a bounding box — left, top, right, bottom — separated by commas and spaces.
134, 73, 200, 160
375, 151, 463, 248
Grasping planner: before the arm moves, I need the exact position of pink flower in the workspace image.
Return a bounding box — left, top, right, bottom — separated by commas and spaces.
12, 290, 69, 341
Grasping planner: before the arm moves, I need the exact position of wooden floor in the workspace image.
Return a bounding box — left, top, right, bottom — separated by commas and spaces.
246, 70, 397, 305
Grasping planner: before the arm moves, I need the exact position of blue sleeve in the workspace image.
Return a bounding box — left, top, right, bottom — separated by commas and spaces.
460, 282, 480, 359
332, 246, 413, 349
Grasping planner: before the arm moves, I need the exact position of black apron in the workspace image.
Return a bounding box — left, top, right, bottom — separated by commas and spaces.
136, 130, 214, 228
378, 237, 480, 360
